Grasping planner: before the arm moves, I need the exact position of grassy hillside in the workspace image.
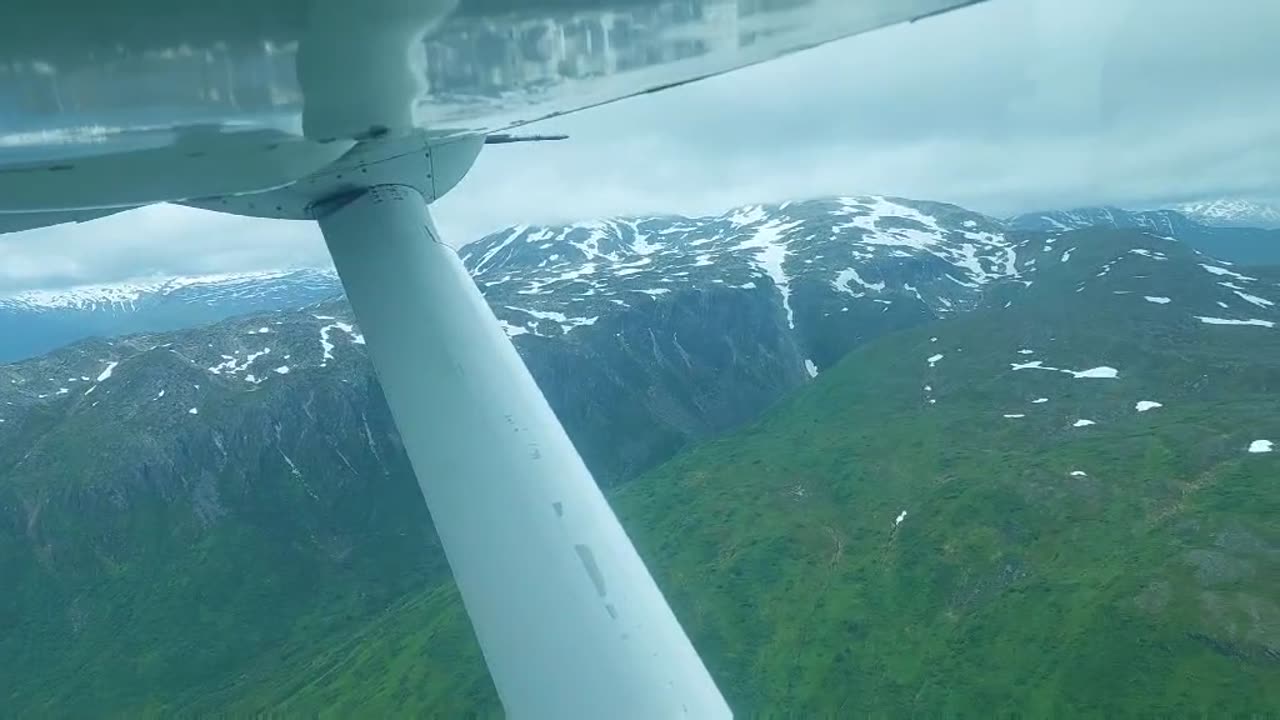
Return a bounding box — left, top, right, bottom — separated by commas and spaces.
203, 230, 1280, 715
0, 370, 449, 717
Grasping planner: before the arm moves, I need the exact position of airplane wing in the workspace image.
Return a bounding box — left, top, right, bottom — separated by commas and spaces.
0, 0, 984, 218
414, 0, 990, 135
0, 208, 137, 234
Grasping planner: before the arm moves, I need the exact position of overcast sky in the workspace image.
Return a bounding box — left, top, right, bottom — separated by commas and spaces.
2, 0, 1277, 293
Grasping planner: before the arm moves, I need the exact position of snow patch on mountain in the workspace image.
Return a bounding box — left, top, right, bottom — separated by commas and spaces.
735, 218, 802, 329
833, 267, 884, 295
1073, 367, 1119, 379
1232, 290, 1274, 308
96, 361, 119, 382
209, 348, 272, 378
1010, 360, 1119, 379
319, 321, 364, 364
1200, 264, 1257, 282
1196, 316, 1275, 328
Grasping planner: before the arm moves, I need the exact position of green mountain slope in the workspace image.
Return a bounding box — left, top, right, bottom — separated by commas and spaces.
212, 229, 1280, 716
0, 371, 447, 717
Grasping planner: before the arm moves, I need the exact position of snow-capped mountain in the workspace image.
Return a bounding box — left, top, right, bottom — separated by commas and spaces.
464, 196, 1020, 348
1, 196, 1023, 365
0, 268, 343, 362
6, 195, 1278, 367
6, 195, 1273, 484
1008, 205, 1280, 266
1169, 198, 1280, 229
1, 195, 1032, 485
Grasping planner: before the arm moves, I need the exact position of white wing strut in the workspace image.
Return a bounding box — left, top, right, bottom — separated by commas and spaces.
317, 185, 731, 719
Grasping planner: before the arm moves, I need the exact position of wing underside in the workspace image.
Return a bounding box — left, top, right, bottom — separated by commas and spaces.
0, 208, 137, 234
0, 0, 986, 221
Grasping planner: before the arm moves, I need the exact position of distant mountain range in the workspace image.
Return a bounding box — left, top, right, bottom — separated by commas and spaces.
2, 195, 1278, 715
1006, 205, 1280, 265
1169, 198, 1280, 229
0, 268, 342, 362
3, 198, 1279, 363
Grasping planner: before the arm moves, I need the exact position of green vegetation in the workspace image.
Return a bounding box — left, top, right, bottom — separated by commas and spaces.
4, 229, 1280, 715
617, 323, 1280, 716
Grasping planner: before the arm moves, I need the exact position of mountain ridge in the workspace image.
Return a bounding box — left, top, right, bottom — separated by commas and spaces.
1, 195, 1029, 488
0, 269, 338, 312
1007, 204, 1280, 267
5, 194, 1278, 364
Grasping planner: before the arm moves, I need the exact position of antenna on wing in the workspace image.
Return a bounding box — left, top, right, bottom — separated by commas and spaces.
484, 133, 569, 144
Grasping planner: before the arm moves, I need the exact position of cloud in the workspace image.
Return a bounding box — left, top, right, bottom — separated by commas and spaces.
434, 0, 1280, 236
3, 0, 1278, 292
0, 204, 325, 293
